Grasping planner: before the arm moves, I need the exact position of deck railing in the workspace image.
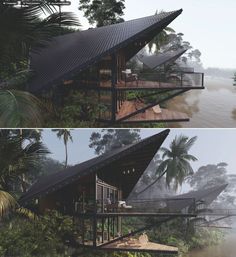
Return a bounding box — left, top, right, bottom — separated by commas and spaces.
197, 208, 236, 216
123, 71, 204, 89
126, 197, 196, 214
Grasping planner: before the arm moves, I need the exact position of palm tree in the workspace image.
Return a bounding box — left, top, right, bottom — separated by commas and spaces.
148, 27, 175, 53
53, 129, 73, 168
147, 10, 175, 53
137, 135, 197, 195
0, 129, 50, 217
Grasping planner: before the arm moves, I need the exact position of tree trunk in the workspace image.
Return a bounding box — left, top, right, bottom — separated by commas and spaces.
19, 129, 27, 193
65, 142, 68, 168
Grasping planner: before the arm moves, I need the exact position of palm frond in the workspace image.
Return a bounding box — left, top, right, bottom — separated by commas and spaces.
185, 136, 198, 151
0, 90, 44, 128
22, 141, 51, 168
16, 207, 38, 220
0, 190, 17, 218
181, 154, 198, 162
0, 5, 80, 70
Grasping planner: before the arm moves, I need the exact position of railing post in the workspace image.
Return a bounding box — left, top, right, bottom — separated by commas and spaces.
93, 174, 97, 247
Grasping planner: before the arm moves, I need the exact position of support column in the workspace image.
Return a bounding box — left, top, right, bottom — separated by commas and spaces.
93, 174, 97, 247
111, 54, 117, 122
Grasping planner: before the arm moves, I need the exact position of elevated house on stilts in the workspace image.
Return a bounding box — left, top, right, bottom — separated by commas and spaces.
28, 9, 204, 125
20, 130, 192, 254
20, 130, 231, 254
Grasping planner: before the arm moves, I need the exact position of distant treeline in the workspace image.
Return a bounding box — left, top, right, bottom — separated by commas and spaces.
204, 67, 236, 79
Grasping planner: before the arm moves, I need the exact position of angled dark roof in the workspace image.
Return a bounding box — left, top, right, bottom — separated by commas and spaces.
167, 184, 228, 211
139, 48, 187, 69
174, 184, 228, 204
128, 184, 227, 213
28, 10, 182, 92
20, 129, 170, 204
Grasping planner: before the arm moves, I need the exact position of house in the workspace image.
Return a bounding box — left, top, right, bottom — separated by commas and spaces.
20, 130, 230, 253
20, 129, 196, 254
137, 48, 204, 89
28, 9, 204, 125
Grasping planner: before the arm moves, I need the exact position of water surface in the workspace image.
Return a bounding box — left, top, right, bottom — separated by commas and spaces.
166, 77, 236, 128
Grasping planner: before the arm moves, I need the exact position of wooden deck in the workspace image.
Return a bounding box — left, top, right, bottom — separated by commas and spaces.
116, 100, 189, 123
101, 239, 178, 254
99, 80, 203, 90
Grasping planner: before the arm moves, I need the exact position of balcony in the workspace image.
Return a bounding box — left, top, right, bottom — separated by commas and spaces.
115, 70, 204, 90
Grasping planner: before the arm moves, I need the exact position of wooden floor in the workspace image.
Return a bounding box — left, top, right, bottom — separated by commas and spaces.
116, 100, 189, 123
101, 240, 178, 254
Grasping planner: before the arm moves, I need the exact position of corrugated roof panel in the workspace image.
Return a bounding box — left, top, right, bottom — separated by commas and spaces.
20, 129, 170, 203
29, 10, 182, 92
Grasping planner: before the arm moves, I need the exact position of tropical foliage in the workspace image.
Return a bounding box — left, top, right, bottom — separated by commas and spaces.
0, 3, 79, 74
0, 130, 49, 217
0, 2, 79, 127
148, 20, 202, 66
157, 135, 198, 190
0, 90, 44, 128
0, 211, 74, 257
89, 129, 140, 155
45, 91, 105, 128
138, 135, 197, 194
79, 0, 125, 27
148, 27, 175, 53
147, 218, 224, 257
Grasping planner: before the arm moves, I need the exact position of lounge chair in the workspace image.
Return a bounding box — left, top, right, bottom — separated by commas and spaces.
122, 69, 138, 85
106, 201, 132, 212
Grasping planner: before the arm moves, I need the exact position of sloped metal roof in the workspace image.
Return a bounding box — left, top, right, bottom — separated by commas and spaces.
139, 48, 187, 69
20, 129, 170, 204
128, 184, 228, 213
28, 10, 182, 92
173, 184, 228, 205
164, 184, 228, 211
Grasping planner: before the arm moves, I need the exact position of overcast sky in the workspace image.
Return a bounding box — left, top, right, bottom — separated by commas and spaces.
61, 0, 236, 69
42, 129, 236, 177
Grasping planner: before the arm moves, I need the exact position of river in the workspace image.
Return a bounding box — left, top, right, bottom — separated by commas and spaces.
186, 232, 236, 257
166, 77, 236, 128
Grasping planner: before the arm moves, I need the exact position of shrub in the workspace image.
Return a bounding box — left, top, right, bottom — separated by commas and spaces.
0, 210, 74, 257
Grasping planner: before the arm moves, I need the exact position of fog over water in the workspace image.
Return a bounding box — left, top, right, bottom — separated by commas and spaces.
166, 77, 236, 128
